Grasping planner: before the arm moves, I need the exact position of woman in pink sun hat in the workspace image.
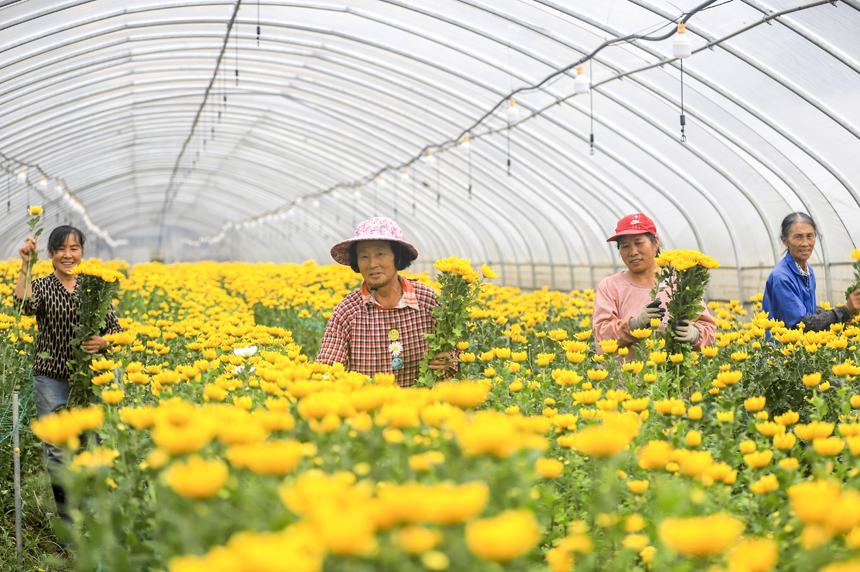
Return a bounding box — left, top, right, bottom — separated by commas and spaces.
592, 213, 716, 359
317, 217, 455, 387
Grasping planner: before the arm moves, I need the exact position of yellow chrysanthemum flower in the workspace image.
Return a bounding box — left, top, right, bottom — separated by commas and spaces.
466, 510, 539, 562
481, 263, 498, 279
728, 538, 778, 572
165, 455, 229, 499
659, 513, 743, 557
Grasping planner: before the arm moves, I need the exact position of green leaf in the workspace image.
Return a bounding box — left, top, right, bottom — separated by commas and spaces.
34, 228, 44, 237
37, 351, 53, 360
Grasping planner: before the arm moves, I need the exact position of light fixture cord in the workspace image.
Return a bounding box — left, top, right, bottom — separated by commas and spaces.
256, 0, 260, 46
436, 157, 441, 205
506, 128, 511, 176
235, 19, 239, 86
589, 59, 595, 156
680, 59, 687, 143
467, 136, 473, 199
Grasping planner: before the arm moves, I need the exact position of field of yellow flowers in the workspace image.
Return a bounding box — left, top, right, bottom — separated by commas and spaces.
3, 257, 860, 572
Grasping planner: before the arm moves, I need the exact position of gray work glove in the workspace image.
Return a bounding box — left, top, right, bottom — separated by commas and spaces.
672, 320, 700, 344
629, 300, 665, 330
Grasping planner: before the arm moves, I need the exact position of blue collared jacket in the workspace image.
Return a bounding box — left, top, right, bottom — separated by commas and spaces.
762, 251, 815, 328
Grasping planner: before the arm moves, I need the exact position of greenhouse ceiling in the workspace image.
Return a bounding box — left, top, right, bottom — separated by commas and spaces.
1, 0, 859, 300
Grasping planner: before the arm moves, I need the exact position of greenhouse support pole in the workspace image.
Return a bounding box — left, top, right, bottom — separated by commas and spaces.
13, 390, 23, 568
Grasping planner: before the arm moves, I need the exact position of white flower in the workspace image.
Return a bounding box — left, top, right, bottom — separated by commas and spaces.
233, 365, 256, 374
233, 345, 257, 357
388, 341, 403, 357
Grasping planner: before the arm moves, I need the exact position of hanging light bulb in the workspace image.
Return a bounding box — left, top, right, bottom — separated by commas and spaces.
423, 150, 436, 166
295, 194, 303, 204
354, 186, 361, 197
288, 207, 295, 216
506, 99, 520, 123
313, 198, 320, 208
378, 175, 386, 187
673, 23, 692, 59
17, 167, 26, 184
38, 176, 48, 192
574, 66, 590, 94
56, 182, 64, 196
400, 168, 409, 182
462, 134, 471, 152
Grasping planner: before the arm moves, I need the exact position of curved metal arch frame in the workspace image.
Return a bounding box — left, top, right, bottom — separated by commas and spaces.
537, 0, 860, 212
239, 91, 708, 292
529, 1, 854, 299
5, 80, 455, 209
233, 10, 759, 284
228, 111, 568, 283
625, 0, 860, 206
244, 109, 527, 282
1, 22, 596, 278
1, 0, 852, 294
455, 0, 860, 305
259, 0, 857, 284
0, 76, 728, 288
0, 4, 788, 223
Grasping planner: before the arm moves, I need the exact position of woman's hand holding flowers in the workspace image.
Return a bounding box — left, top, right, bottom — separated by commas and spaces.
630, 300, 664, 330
672, 320, 700, 344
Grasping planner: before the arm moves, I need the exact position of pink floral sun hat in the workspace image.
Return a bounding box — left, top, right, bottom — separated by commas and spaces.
330, 217, 419, 266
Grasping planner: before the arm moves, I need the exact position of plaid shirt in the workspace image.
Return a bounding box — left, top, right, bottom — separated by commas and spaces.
317, 277, 447, 387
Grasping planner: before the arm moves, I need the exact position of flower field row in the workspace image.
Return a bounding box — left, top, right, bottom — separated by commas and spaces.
3, 258, 860, 572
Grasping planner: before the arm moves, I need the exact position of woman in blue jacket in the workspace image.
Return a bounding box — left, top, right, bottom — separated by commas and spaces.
762, 212, 860, 330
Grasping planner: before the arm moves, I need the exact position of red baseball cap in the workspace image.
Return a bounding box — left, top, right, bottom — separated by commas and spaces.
606, 213, 658, 242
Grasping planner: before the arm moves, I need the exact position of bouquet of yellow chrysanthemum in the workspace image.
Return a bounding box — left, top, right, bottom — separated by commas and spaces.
652, 249, 719, 358
416, 257, 490, 387
66, 259, 124, 408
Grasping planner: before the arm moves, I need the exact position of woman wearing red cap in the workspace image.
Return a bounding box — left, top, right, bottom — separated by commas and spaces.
316, 217, 454, 386
592, 213, 716, 356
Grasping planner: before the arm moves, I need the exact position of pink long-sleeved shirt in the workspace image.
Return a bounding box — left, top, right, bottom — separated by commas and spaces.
592, 271, 716, 355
